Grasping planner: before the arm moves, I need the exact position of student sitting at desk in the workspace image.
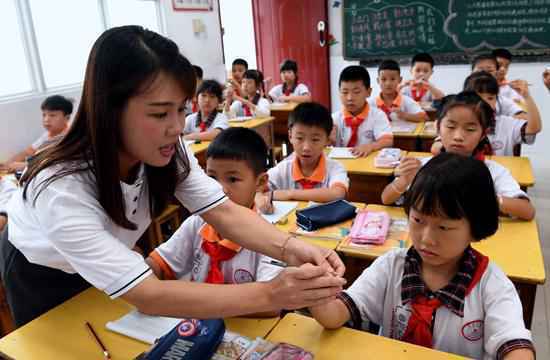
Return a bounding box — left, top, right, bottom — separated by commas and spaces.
382, 92, 535, 221
147, 128, 283, 316
369, 59, 427, 123
183, 80, 229, 141
268, 59, 311, 104
332, 65, 393, 157
224, 69, 270, 118
310, 153, 535, 359
492, 48, 525, 104
227, 58, 248, 97
256, 102, 349, 214
399, 52, 444, 103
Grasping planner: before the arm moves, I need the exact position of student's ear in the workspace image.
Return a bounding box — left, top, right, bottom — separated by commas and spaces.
255, 172, 269, 192
366, 87, 372, 98
399, 75, 403, 83
288, 128, 293, 141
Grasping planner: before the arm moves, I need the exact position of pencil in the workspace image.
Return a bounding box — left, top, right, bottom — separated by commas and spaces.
85, 321, 111, 360
262, 259, 287, 267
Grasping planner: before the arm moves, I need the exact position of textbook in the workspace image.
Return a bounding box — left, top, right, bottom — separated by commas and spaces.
260, 201, 298, 224
327, 147, 358, 159
228, 116, 253, 122
106, 310, 182, 344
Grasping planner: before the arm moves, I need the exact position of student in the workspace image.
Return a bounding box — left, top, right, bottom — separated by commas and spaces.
463, 71, 541, 156
256, 102, 348, 214
370, 59, 427, 123
183, 80, 229, 141
1, 95, 72, 172
228, 58, 248, 97
224, 69, 270, 118
310, 153, 535, 359
0, 175, 17, 232
0, 26, 346, 327
382, 92, 535, 220
471, 54, 526, 119
184, 65, 203, 116
399, 53, 444, 102
492, 48, 524, 103
268, 59, 311, 103
332, 65, 393, 157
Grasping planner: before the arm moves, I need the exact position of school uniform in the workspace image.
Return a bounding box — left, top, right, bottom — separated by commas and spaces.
400, 84, 433, 103
183, 112, 229, 134
268, 83, 309, 101
499, 84, 524, 103
488, 115, 535, 156
149, 215, 282, 284
496, 95, 524, 117
339, 247, 534, 359
184, 98, 199, 117
332, 104, 392, 147
0, 177, 17, 216
267, 153, 349, 192
31, 125, 68, 151
369, 93, 426, 122
1, 141, 227, 326
229, 97, 271, 118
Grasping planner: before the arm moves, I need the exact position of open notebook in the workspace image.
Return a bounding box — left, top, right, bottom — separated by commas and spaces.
327, 147, 358, 159
260, 201, 298, 224
106, 310, 181, 344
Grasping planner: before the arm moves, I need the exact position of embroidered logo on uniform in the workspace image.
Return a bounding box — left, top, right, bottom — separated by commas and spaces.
177, 319, 199, 337
233, 269, 254, 284
365, 130, 375, 141
461, 320, 484, 341
391, 305, 412, 339
491, 140, 504, 150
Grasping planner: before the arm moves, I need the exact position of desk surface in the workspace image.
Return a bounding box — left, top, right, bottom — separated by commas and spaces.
0, 288, 280, 360
189, 141, 210, 155
418, 121, 437, 139
327, 149, 403, 176
266, 313, 465, 359
337, 204, 545, 285
270, 102, 298, 112
392, 122, 424, 138
229, 116, 274, 129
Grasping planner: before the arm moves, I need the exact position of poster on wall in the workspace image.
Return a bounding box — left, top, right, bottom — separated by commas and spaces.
172, 0, 213, 11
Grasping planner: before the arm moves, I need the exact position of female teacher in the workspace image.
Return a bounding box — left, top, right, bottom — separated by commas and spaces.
0, 26, 345, 327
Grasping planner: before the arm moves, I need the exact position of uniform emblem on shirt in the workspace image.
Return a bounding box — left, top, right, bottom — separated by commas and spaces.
233, 269, 254, 284
365, 130, 375, 141
177, 319, 199, 337
391, 305, 412, 339
461, 320, 484, 341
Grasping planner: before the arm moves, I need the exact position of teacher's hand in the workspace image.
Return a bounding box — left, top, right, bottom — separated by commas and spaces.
282, 236, 346, 277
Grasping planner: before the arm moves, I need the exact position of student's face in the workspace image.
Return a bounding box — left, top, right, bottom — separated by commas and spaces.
206, 158, 266, 208
377, 70, 401, 95
289, 124, 330, 168
232, 65, 247, 82
473, 60, 498, 78
198, 92, 219, 115
281, 70, 296, 84
42, 110, 68, 135
409, 208, 473, 269
495, 57, 510, 82
411, 62, 433, 81
241, 78, 258, 97
339, 80, 371, 115
119, 72, 185, 170
478, 92, 497, 110
439, 106, 484, 156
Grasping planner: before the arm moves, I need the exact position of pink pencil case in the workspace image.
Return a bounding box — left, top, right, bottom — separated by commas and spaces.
350, 211, 390, 245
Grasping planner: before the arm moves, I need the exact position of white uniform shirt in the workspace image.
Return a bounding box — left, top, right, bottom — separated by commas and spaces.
183, 112, 229, 134
151, 215, 282, 283
499, 84, 524, 103
267, 153, 349, 191
496, 95, 524, 117
228, 97, 271, 118
488, 115, 534, 156
345, 248, 532, 359
7, 141, 227, 298
268, 83, 309, 101
0, 177, 17, 214
332, 105, 392, 147
400, 85, 433, 103
369, 94, 425, 122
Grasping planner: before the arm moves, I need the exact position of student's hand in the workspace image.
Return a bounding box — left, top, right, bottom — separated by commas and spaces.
0, 215, 6, 232
509, 79, 530, 97
255, 192, 274, 214
395, 157, 421, 183
398, 79, 414, 91
183, 133, 197, 141
273, 189, 294, 201
351, 144, 374, 157
430, 140, 443, 156
266, 263, 346, 310
228, 79, 240, 89
282, 237, 346, 276
393, 108, 405, 120
5, 162, 25, 173
225, 87, 234, 102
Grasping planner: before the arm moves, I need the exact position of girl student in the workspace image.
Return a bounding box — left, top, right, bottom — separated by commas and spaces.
183, 79, 229, 141
224, 69, 270, 118
268, 59, 311, 103
0, 26, 346, 327
381, 91, 535, 221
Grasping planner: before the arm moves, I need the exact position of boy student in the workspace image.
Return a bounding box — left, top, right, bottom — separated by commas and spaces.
1, 95, 72, 172
309, 153, 534, 359
227, 58, 248, 97
492, 48, 524, 103
147, 128, 283, 315
332, 65, 393, 157
256, 102, 349, 214
370, 59, 427, 123
399, 52, 444, 103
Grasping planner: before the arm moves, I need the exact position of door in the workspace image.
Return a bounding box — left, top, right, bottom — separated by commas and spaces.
252, 0, 331, 109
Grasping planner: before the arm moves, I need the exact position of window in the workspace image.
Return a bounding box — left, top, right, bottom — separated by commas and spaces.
106, 0, 160, 33
0, 0, 33, 97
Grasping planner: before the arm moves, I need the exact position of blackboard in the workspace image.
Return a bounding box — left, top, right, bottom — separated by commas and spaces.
343, 0, 550, 64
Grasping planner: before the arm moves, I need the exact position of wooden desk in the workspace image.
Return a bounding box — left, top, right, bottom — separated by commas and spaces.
230, 117, 275, 163
189, 141, 210, 168
0, 288, 280, 360
417, 121, 437, 151
392, 122, 423, 151
266, 313, 465, 359
337, 204, 545, 329
270, 102, 297, 147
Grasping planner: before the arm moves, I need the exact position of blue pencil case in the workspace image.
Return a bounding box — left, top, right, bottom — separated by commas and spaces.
296, 199, 357, 232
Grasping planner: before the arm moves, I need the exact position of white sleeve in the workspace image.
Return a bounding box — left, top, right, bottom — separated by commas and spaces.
31, 132, 49, 151
255, 98, 271, 117
296, 83, 310, 95
328, 160, 349, 189
255, 255, 283, 282
502, 115, 526, 146
267, 162, 285, 190
211, 113, 229, 130
372, 109, 393, 140
482, 264, 532, 357
0, 178, 17, 213
403, 96, 424, 114
228, 100, 241, 117
331, 112, 344, 147
175, 141, 228, 215
500, 97, 524, 116
183, 114, 196, 135
487, 161, 528, 199
268, 85, 282, 100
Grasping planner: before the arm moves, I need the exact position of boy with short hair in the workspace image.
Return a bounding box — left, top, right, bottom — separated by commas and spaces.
400, 52, 444, 102
492, 48, 524, 103
332, 65, 393, 157
370, 60, 427, 123
256, 102, 349, 214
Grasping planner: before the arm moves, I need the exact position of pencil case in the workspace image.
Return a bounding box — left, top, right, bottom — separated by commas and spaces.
296, 199, 357, 232
350, 211, 390, 245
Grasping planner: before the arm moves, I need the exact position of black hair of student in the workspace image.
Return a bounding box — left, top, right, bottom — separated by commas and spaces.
192, 65, 203, 80
411, 52, 435, 68
206, 127, 268, 176
338, 65, 370, 89
41, 95, 74, 116
21, 25, 195, 230
471, 54, 499, 71
232, 58, 248, 69
463, 71, 499, 96
243, 70, 264, 104
492, 48, 513, 61
404, 152, 499, 241
288, 102, 333, 136
197, 79, 224, 102
378, 59, 400, 74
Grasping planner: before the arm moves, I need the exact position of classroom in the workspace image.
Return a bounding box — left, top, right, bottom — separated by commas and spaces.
0, 0, 549, 359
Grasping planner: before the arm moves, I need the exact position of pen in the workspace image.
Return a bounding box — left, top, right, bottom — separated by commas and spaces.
85, 321, 111, 360
262, 259, 287, 267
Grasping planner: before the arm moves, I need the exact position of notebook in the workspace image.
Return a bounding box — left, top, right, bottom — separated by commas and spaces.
229, 116, 253, 122
260, 201, 298, 224
327, 147, 358, 159
106, 310, 182, 344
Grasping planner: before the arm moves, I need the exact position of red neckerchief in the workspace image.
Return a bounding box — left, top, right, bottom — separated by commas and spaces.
296, 179, 319, 189
200, 224, 242, 284
344, 104, 370, 147
242, 103, 252, 116
191, 99, 198, 113
411, 83, 429, 102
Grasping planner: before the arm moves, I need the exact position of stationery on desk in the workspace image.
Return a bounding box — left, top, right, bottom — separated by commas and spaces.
260, 201, 298, 224
327, 147, 358, 159
391, 120, 417, 133
106, 310, 181, 344
228, 116, 253, 122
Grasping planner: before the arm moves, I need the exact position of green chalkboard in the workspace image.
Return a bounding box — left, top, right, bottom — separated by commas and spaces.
343, 0, 550, 63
